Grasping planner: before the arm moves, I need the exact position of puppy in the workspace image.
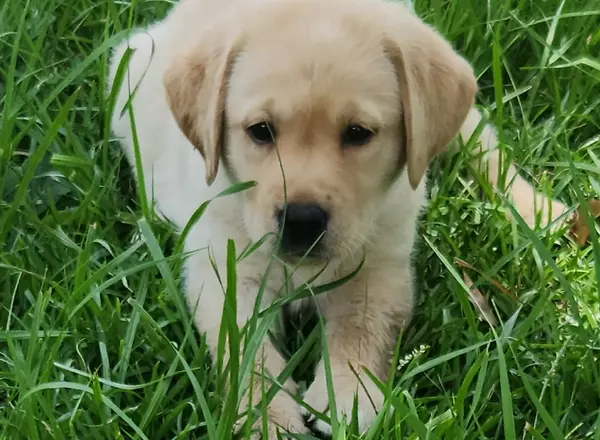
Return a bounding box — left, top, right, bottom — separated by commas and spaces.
107, 0, 569, 436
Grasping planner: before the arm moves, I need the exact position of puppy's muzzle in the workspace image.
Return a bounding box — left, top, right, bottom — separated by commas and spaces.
277, 203, 329, 257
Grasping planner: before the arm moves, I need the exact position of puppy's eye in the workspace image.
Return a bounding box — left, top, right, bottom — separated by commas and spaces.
246, 122, 276, 145
342, 124, 375, 146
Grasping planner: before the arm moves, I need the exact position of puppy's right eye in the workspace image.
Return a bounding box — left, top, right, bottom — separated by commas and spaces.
246, 122, 276, 145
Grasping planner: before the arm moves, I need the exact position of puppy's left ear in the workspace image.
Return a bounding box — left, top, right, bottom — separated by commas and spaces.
383, 9, 478, 189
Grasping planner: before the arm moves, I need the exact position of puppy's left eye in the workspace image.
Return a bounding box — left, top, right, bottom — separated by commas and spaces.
342, 124, 375, 146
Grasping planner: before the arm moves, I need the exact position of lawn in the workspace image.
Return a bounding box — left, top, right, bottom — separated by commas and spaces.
1, 0, 599, 439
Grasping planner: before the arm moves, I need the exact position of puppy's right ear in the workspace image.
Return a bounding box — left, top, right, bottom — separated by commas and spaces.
164, 42, 238, 186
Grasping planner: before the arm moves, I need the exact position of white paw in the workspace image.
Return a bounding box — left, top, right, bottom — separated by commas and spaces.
237, 391, 308, 439
302, 364, 384, 436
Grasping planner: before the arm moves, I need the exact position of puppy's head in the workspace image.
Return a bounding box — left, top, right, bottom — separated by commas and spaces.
164, 0, 477, 262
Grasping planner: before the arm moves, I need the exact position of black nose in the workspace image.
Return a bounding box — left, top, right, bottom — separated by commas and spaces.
277, 203, 329, 256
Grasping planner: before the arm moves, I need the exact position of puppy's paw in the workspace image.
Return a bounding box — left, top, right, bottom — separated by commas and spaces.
302, 368, 384, 437
237, 392, 308, 439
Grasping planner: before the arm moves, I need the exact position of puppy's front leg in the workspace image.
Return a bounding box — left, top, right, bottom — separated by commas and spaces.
184, 251, 307, 438
304, 262, 413, 435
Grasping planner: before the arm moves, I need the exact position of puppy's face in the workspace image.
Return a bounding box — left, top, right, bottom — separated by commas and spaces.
164, 0, 478, 262
225, 28, 402, 260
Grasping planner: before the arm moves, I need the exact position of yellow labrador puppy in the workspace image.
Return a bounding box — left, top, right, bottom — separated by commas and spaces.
108, 0, 568, 436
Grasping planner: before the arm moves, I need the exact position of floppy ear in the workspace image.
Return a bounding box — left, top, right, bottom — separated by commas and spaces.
384, 12, 478, 189
164, 42, 238, 186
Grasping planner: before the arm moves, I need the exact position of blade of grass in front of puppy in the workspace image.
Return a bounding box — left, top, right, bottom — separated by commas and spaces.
102, 44, 133, 151
363, 404, 388, 440
241, 233, 327, 384
237, 290, 299, 420
218, 239, 242, 439
213, 253, 229, 386
259, 258, 365, 318
238, 140, 290, 356
233, 264, 278, 433
237, 324, 321, 437
248, 134, 289, 325
319, 315, 339, 436
259, 362, 270, 439
234, 311, 281, 435
118, 37, 159, 220
237, 230, 283, 414
278, 260, 329, 297
242, 133, 293, 361
238, 312, 279, 395
238, 232, 275, 262
236, 262, 320, 432
176, 181, 256, 254
350, 392, 360, 436
232, 134, 301, 433
127, 95, 151, 219
245, 238, 279, 332
256, 324, 320, 410
117, 35, 156, 120
333, 421, 347, 440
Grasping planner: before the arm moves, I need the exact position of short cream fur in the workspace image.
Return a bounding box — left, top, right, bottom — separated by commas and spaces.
107, 0, 569, 436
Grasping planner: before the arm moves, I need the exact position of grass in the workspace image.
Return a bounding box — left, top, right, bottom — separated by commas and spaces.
1, 0, 599, 438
